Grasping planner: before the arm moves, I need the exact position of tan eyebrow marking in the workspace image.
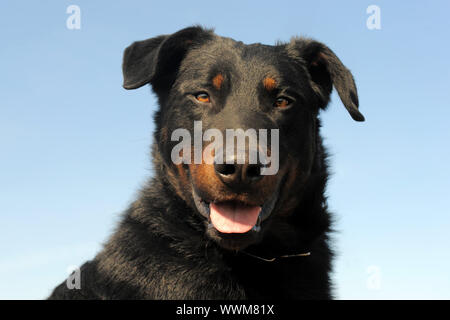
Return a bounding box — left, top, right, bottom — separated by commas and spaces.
263, 77, 277, 91
212, 73, 224, 90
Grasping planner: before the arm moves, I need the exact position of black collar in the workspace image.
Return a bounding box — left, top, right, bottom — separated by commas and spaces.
240, 250, 311, 262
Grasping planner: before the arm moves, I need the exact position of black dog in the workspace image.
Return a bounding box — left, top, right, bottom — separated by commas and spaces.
49, 26, 364, 299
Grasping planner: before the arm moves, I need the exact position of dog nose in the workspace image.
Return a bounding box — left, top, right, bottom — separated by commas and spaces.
214, 162, 263, 187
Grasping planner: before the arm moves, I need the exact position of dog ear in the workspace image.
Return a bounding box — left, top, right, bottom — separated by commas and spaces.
287, 38, 365, 122
122, 26, 213, 90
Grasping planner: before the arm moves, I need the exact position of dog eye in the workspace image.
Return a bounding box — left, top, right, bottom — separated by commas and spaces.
274, 97, 292, 108
195, 92, 211, 103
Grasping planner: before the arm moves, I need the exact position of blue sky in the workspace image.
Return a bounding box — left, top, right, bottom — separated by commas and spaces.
1, 0, 449, 299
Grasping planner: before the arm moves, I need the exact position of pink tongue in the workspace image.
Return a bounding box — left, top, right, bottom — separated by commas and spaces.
210, 202, 261, 234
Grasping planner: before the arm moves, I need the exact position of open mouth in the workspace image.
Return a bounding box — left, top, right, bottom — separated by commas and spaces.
192, 187, 278, 234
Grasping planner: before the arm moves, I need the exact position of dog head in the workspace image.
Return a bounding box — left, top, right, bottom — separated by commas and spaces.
122, 26, 364, 250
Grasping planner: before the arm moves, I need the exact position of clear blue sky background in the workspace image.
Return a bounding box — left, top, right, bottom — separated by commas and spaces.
1, 0, 449, 299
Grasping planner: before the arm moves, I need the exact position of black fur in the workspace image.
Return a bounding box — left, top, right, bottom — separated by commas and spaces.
48, 26, 364, 300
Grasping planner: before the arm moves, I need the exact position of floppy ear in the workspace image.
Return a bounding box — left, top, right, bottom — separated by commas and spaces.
287, 38, 365, 122
122, 26, 213, 90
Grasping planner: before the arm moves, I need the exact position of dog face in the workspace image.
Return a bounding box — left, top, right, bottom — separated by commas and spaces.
122, 26, 364, 251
